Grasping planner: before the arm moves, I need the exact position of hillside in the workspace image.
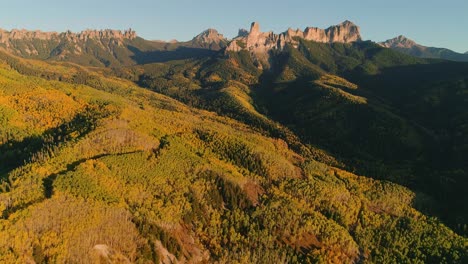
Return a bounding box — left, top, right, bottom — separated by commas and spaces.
126, 32, 468, 238
0, 44, 467, 263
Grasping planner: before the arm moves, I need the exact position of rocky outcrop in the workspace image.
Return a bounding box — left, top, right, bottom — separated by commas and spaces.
225, 21, 361, 67
303, 21, 362, 43
91, 244, 131, 263
226, 21, 362, 54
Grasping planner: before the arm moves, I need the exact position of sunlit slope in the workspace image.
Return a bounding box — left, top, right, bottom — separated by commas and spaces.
0, 56, 466, 263
122, 40, 468, 237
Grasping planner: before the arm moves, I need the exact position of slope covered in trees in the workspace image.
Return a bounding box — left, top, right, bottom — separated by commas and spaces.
0, 50, 466, 263
123, 40, 468, 237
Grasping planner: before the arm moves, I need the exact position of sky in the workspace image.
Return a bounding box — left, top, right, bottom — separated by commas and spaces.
0, 0, 467, 52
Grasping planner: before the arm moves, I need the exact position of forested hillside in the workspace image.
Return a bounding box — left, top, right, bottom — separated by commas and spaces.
123, 40, 468, 237
0, 49, 466, 263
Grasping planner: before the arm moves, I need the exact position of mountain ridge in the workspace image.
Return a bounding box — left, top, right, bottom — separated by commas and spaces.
226, 21, 362, 51
224, 21, 362, 68
0, 28, 137, 42
0, 21, 363, 68
2, 21, 467, 67
380, 35, 468, 62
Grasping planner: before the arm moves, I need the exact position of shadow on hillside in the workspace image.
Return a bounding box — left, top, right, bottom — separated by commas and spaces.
42, 150, 146, 199
0, 134, 45, 177
257, 61, 468, 236
128, 46, 217, 64
41, 153, 110, 198
0, 111, 98, 179
347, 60, 468, 96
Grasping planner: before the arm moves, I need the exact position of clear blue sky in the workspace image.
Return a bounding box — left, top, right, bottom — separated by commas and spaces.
1, 0, 467, 52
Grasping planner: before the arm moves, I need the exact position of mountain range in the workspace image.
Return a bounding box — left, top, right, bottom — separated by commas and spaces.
1, 21, 466, 65
0, 21, 467, 263
0, 27, 222, 67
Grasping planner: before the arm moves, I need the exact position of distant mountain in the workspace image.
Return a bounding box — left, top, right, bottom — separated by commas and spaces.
0, 28, 224, 67
380, 35, 468, 62
190, 28, 228, 50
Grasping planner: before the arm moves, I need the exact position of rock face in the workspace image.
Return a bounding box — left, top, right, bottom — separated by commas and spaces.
225, 21, 361, 67
226, 21, 362, 54
303, 20, 362, 43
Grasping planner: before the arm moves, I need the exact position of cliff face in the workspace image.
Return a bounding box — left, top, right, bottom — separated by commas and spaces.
226, 21, 362, 54
303, 20, 362, 43
225, 21, 361, 67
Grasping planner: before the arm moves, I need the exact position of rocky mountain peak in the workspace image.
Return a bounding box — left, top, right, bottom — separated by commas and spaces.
380, 35, 418, 49
192, 28, 227, 50
193, 28, 225, 43
340, 20, 354, 26
250, 22, 261, 36
237, 28, 249, 37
